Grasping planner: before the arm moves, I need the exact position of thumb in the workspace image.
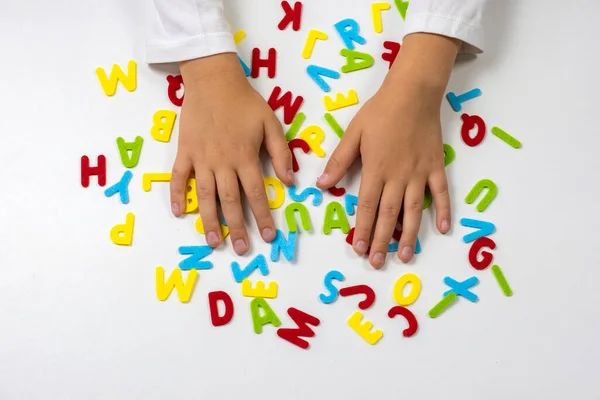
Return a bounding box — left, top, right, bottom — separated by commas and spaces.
264, 116, 294, 186
316, 129, 360, 189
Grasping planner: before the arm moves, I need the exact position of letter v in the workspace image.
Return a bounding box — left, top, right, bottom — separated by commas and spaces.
306, 65, 341, 92
460, 218, 496, 243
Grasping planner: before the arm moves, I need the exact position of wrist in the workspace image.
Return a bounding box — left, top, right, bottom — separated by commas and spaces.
180, 53, 248, 92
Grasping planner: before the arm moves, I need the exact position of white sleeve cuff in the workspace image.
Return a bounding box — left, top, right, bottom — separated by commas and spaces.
403, 12, 484, 54
146, 32, 237, 64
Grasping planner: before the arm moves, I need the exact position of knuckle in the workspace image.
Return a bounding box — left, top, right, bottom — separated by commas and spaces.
407, 198, 422, 213
220, 192, 240, 205
379, 204, 399, 219
358, 201, 377, 215
196, 185, 212, 201
246, 185, 266, 202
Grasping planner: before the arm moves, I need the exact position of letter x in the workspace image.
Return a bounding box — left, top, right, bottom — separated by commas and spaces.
443, 276, 479, 302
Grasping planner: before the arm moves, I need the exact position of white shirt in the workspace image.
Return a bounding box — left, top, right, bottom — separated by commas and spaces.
146, 0, 487, 64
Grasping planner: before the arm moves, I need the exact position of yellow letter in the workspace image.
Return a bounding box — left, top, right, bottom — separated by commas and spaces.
142, 172, 171, 192
302, 29, 328, 59
347, 311, 383, 345
393, 273, 422, 306
263, 177, 285, 209
150, 110, 177, 143
233, 30, 246, 44
184, 178, 198, 213
241, 279, 278, 298
110, 212, 135, 246
371, 2, 391, 33
324, 90, 359, 111
156, 267, 198, 303
195, 215, 230, 239
299, 125, 326, 157
95, 60, 137, 96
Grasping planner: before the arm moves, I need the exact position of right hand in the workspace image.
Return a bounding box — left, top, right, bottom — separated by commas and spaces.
172, 53, 294, 255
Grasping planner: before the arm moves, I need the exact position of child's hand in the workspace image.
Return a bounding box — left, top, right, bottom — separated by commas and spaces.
316, 33, 461, 268
172, 53, 294, 255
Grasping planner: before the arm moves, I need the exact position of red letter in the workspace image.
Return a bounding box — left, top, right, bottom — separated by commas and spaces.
208, 291, 234, 326
461, 113, 486, 147
288, 138, 310, 172
251, 48, 277, 79
81, 155, 106, 187
278, 1, 303, 31
381, 41, 401, 69
277, 307, 320, 349
327, 186, 346, 197
339, 284, 376, 310
469, 236, 496, 270
166, 75, 184, 107
268, 86, 304, 124
388, 306, 418, 337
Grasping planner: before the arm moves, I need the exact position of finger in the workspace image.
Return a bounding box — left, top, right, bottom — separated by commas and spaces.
353, 171, 384, 257
237, 162, 276, 243
194, 167, 221, 248
369, 183, 405, 269
215, 169, 249, 255
170, 156, 192, 217
398, 180, 426, 263
316, 126, 360, 189
264, 116, 294, 185
428, 168, 451, 234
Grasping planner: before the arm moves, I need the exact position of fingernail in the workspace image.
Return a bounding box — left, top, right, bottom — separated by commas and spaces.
206, 231, 219, 246
441, 219, 450, 233
287, 170, 295, 184
373, 252, 385, 266
171, 202, 181, 216
317, 172, 328, 184
401, 246, 413, 260
356, 240, 368, 253
234, 239, 247, 254
261, 228, 274, 241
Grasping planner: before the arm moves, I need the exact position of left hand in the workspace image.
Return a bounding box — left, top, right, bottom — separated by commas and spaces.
316, 33, 460, 268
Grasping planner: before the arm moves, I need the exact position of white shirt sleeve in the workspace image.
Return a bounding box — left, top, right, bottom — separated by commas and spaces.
403, 0, 488, 53
146, 0, 237, 64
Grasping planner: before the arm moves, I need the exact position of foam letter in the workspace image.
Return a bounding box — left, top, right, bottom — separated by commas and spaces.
299, 125, 326, 157
95, 60, 136, 96
150, 110, 177, 143
302, 29, 328, 59
183, 178, 198, 213
242, 279, 278, 298
263, 176, 285, 209
324, 112, 345, 138
324, 89, 358, 111
443, 276, 479, 302
339, 284, 376, 310
110, 212, 135, 246
278, 1, 303, 31
468, 236, 496, 270
208, 290, 234, 326
80, 155, 106, 187
178, 245, 213, 270
250, 298, 281, 334
465, 178, 497, 212
371, 2, 391, 33
347, 311, 383, 345
461, 113, 486, 147
344, 194, 358, 215
323, 201, 350, 234
288, 185, 323, 206
381, 40, 401, 69
285, 112, 306, 141
340, 49, 374, 73
116, 136, 143, 168
306, 65, 340, 92
251, 48, 277, 78
285, 202, 312, 232
104, 170, 132, 204
142, 172, 171, 192
392, 273, 421, 306
270, 229, 297, 262
195, 215, 230, 239
319, 270, 345, 304
166, 75, 184, 107
393, 0, 409, 20
277, 307, 321, 349
334, 19, 366, 50
443, 143, 455, 166
268, 86, 304, 124
155, 267, 198, 303
460, 218, 496, 243
288, 138, 311, 172
231, 254, 269, 283
446, 88, 482, 112
388, 306, 418, 337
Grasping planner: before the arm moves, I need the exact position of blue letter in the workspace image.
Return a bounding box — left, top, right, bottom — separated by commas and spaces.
270, 230, 297, 262
334, 18, 366, 50
319, 270, 345, 304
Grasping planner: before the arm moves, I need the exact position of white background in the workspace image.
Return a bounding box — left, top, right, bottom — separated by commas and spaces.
1, 0, 599, 399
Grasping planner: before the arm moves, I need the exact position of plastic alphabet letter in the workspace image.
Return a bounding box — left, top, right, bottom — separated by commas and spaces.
461, 113, 486, 147
465, 178, 498, 212
166, 75, 184, 107
116, 136, 143, 168
81, 155, 106, 187
263, 176, 285, 209
231, 254, 269, 283
104, 170, 132, 204
241, 279, 278, 299
443, 276, 479, 302
288, 185, 323, 206
324, 89, 358, 111
347, 311, 383, 345
96, 60, 136, 96
371, 2, 391, 33
285, 202, 312, 232
344, 194, 358, 215
323, 201, 350, 234
388, 306, 418, 337
468, 236, 496, 270
299, 125, 326, 157
150, 110, 177, 143
178, 245, 213, 270
251, 48, 277, 79
460, 218, 496, 243
142, 172, 171, 192
277, 307, 321, 349
268, 86, 304, 124
334, 18, 366, 50
302, 29, 328, 59
110, 212, 135, 246
156, 267, 198, 303
392, 273, 421, 306
446, 88, 482, 112
278, 1, 303, 31
288, 138, 311, 172
208, 291, 234, 326
324, 113, 345, 138
306, 65, 340, 92
381, 40, 400, 69
285, 112, 306, 141
250, 298, 281, 334
319, 270, 346, 304
340, 49, 374, 73
270, 229, 297, 262
339, 284, 376, 310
